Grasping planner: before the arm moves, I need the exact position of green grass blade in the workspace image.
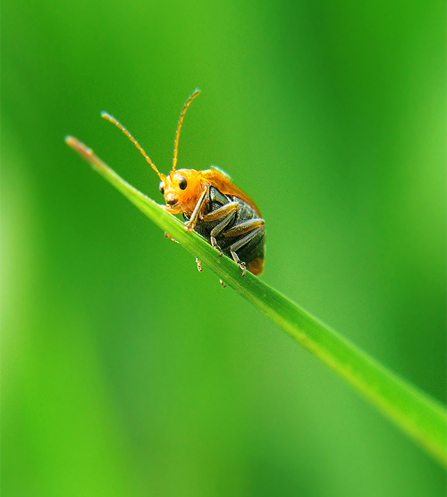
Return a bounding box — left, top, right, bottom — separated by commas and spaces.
66, 136, 447, 467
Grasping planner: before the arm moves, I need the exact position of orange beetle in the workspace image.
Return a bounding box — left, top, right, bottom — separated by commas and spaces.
102, 90, 265, 276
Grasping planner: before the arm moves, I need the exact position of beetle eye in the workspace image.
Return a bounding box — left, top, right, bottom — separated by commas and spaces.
159, 181, 165, 194
178, 176, 187, 190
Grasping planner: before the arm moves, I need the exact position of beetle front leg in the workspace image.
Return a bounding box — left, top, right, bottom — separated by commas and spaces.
184, 185, 209, 232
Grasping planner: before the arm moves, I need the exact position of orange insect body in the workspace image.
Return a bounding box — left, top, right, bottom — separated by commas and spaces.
162, 168, 261, 217
102, 90, 265, 276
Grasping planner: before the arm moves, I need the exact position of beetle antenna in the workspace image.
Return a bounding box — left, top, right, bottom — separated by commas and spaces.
101, 111, 165, 180
172, 89, 201, 172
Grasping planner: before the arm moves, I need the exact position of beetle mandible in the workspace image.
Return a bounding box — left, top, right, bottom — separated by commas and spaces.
102, 90, 266, 276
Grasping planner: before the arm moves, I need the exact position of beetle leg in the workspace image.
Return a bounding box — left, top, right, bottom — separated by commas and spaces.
223, 218, 265, 238
228, 249, 247, 276
228, 226, 264, 276
185, 185, 210, 232
195, 258, 203, 272
209, 209, 238, 255
204, 202, 239, 253
201, 201, 238, 222
164, 232, 179, 243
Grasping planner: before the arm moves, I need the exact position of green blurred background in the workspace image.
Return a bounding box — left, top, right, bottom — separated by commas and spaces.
2, 0, 445, 496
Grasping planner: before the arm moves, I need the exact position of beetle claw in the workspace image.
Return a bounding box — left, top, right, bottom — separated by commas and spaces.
165, 232, 179, 243
184, 221, 194, 232
195, 258, 203, 272
210, 237, 223, 256
239, 262, 247, 277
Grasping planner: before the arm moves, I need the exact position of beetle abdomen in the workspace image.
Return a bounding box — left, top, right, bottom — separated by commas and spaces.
190, 186, 266, 275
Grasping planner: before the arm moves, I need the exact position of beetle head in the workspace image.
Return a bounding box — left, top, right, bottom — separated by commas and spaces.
101, 89, 202, 213
159, 169, 203, 215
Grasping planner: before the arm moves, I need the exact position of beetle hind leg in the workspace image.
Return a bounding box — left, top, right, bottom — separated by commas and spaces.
229, 249, 247, 276
227, 224, 264, 276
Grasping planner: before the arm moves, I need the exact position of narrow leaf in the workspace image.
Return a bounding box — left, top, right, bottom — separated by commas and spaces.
66, 135, 447, 467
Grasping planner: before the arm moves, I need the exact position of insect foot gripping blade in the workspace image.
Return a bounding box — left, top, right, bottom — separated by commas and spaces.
102, 89, 266, 282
